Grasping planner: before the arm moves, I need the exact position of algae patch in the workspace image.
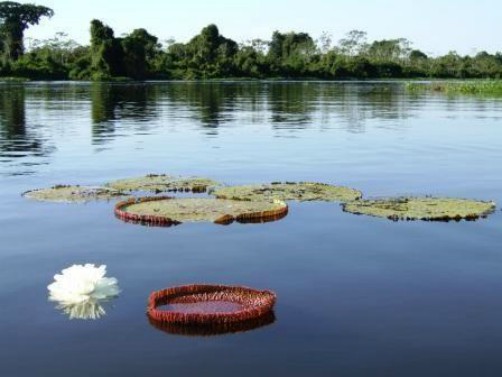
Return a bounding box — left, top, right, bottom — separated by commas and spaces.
342, 197, 496, 221
213, 182, 362, 202
106, 174, 219, 193
115, 197, 288, 225
23, 185, 125, 203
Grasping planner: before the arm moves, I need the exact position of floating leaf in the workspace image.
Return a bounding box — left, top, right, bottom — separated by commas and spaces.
115, 196, 288, 225
213, 182, 361, 202
23, 185, 125, 203
342, 197, 496, 221
147, 284, 276, 325
106, 174, 219, 193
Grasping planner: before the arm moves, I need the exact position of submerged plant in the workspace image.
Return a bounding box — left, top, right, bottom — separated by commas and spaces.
106, 174, 219, 193
23, 185, 125, 203
114, 196, 288, 226
342, 197, 496, 221
212, 182, 362, 202
48, 264, 120, 320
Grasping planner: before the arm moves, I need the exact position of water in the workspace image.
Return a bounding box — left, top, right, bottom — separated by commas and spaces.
1, 81, 502, 376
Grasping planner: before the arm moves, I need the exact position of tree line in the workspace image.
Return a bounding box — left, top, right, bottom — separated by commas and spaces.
1, 1, 502, 81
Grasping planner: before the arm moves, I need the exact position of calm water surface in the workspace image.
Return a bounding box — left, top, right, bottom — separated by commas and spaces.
1, 82, 502, 377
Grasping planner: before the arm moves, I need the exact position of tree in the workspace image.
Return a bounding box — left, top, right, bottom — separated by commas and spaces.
338, 30, 367, 56
122, 28, 159, 79
89, 19, 123, 79
368, 39, 403, 62
267, 31, 316, 76
0, 1, 53, 62
318, 31, 332, 54
409, 49, 428, 61
184, 24, 238, 78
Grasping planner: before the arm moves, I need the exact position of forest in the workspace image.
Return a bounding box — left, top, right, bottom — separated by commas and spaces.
1, 1, 502, 81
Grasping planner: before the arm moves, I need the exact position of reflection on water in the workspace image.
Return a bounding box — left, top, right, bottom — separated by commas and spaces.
0, 85, 53, 175
0, 82, 417, 151
1, 80, 500, 176
52, 299, 109, 320
91, 83, 160, 145
148, 311, 276, 337
1, 81, 502, 376
0, 81, 419, 158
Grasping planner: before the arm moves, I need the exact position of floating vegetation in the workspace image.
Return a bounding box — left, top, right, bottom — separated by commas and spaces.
149, 311, 275, 337
48, 264, 120, 320
213, 182, 362, 202
23, 185, 125, 203
114, 196, 288, 226
342, 197, 496, 221
147, 284, 276, 326
106, 174, 219, 193
406, 81, 502, 95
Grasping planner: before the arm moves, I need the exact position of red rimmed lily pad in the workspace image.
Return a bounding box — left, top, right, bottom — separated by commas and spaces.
114, 196, 288, 226
147, 284, 276, 325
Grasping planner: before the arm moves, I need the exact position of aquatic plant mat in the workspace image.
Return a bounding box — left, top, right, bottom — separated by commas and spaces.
23, 185, 125, 203
406, 81, 502, 95
147, 284, 276, 325
148, 311, 275, 336
213, 182, 362, 202
342, 197, 496, 221
114, 197, 288, 225
106, 174, 219, 193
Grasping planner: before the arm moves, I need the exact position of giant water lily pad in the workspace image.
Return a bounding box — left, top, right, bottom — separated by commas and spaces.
342, 197, 496, 221
23, 185, 125, 203
213, 182, 362, 202
106, 174, 219, 193
115, 197, 288, 225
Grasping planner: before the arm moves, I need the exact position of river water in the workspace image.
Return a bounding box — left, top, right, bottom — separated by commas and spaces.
1, 81, 502, 376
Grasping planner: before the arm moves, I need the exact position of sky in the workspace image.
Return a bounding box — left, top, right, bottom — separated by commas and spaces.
17, 0, 502, 56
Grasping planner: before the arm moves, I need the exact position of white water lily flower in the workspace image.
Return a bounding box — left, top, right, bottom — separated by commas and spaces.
48, 264, 120, 320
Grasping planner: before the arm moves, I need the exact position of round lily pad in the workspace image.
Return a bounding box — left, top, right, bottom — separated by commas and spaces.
213, 182, 362, 202
23, 185, 125, 203
114, 196, 288, 225
342, 197, 496, 221
147, 284, 277, 325
106, 174, 218, 193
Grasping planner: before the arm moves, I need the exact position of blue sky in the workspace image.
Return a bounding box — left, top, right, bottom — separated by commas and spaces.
19, 0, 502, 56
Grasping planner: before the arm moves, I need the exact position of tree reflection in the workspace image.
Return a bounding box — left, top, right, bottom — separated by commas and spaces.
269, 83, 316, 127
163, 82, 262, 134
0, 85, 50, 164
91, 83, 158, 144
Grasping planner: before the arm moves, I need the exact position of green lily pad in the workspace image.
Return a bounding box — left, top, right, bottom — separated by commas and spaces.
115, 197, 288, 225
23, 185, 125, 203
106, 174, 219, 193
342, 197, 496, 221
212, 182, 362, 202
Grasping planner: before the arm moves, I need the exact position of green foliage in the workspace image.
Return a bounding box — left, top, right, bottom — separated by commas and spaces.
406, 80, 502, 95
0, 1, 53, 63
1, 10, 502, 82
267, 31, 317, 76
121, 28, 160, 79
181, 24, 238, 78
88, 19, 123, 79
